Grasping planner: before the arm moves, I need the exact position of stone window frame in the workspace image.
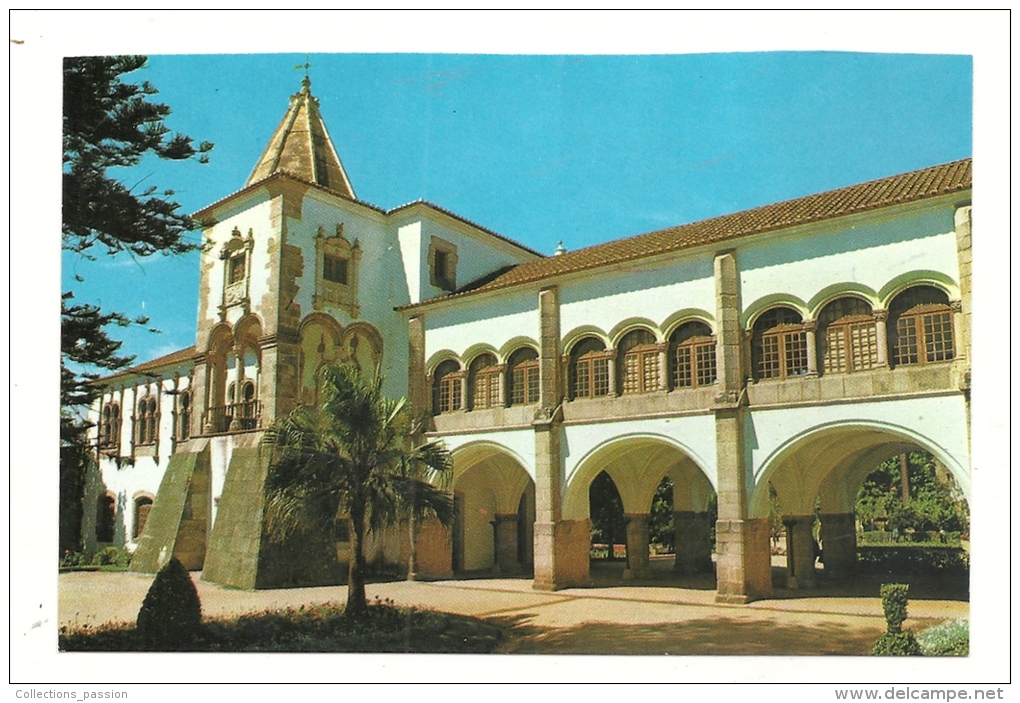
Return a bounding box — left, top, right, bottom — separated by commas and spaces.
751, 307, 809, 381
176, 388, 192, 442
669, 321, 718, 389
135, 394, 158, 446
467, 353, 501, 411
96, 492, 116, 543
888, 286, 956, 368
220, 227, 255, 318
432, 359, 464, 415
507, 346, 540, 407
617, 328, 661, 396
568, 337, 612, 400
817, 297, 880, 374
133, 494, 154, 539
100, 400, 121, 450
314, 223, 361, 317
428, 236, 458, 292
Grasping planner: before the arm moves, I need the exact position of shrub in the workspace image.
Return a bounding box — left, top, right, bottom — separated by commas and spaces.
136, 557, 203, 650
872, 631, 922, 656
880, 583, 909, 632
96, 546, 130, 567
917, 619, 969, 656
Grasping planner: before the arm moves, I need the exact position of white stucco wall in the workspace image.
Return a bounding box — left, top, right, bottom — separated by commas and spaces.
739, 203, 961, 319
559, 255, 716, 341
424, 290, 540, 363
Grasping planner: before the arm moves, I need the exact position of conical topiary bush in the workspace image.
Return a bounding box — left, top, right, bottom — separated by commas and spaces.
136, 557, 203, 650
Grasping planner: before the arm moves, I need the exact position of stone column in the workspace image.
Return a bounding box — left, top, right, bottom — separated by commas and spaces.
674, 510, 713, 574
783, 515, 817, 589
873, 310, 890, 368
533, 286, 589, 589
657, 344, 669, 391
407, 315, 428, 429
493, 514, 520, 575
607, 349, 617, 396
820, 513, 858, 580
713, 250, 771, 602
459, 371, 468, 412
622, 513, 650, 580
228, 350, 244, 430
954, 205, 972, 363
804, 319, 819, 376
497, 365, 508, 407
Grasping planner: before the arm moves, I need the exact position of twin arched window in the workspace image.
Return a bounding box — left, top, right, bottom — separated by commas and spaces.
176, 391, 191, 441
136, 395, 158, 445
469, 354, 500, 410
818, 297, 878, 373
617, 329, 659, 395
100, 402, 121, 449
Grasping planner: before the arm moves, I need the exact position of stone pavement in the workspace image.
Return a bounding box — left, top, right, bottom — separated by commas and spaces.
58, 570, 967, 655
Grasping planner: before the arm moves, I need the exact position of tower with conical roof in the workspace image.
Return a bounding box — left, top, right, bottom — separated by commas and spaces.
245, 76, 356, 198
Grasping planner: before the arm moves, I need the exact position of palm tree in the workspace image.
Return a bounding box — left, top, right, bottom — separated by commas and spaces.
263, 363, 454, 617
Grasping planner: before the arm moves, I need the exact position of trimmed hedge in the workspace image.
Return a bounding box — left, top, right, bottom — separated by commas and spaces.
136, 557, 203, 650
857, 545, 969, 576
917, 619, 969, 656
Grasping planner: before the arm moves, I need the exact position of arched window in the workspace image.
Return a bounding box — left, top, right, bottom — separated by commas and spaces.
818, 297, 878, 374
238, 380, 257, 429
96, 493, 116, 543
101, 402, 121, 449
134, 496, 154, 539
136, 395, 157, 445
752, 307, 808, 380
507, 347, 540, 406
570, 337, 611, 400
889, 286, 955, 367
468, 354, 500, 410
617, 329, 659, 395
177, 390, 191, 441
433, 360, 463, 414
669, 321, 717, 388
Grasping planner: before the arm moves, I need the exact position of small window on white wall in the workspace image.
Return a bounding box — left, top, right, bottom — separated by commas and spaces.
428, 236, 458, 292
314, 223, 361, 316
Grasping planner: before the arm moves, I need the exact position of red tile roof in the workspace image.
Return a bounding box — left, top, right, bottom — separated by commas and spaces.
96, 345, 198, 384
401, 158, 972, 310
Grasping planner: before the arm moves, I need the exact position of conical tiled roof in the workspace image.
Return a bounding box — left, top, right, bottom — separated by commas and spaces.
245, 76, 355, 198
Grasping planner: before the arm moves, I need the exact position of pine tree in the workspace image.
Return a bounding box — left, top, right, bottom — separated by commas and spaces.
60, 56, 212, 554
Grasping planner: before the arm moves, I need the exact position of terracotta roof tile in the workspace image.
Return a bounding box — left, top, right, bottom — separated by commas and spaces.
97, 345, 198, 384
407, 158, 971, 309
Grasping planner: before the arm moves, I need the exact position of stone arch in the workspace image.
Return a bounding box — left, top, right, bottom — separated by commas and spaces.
750, 419, 969, 519
807, 283, 880, 318
425, 349, 462, 376
132, 491, 155, 540
206, 323, 235, 411
564, 433, 714, 520
741, 293, 810, 329
561, 325, 611, 353
461, 342, 501, 368
877, 270, 959, 309
450, 441, 534, 574
341, 321, 384, 377
661, 308, 716, 341
498, 336, 540, 361
608, 317, 664, 346
298, 313, 344, 405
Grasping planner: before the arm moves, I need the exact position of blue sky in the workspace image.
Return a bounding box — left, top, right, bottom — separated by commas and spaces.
61, 50, 972, 366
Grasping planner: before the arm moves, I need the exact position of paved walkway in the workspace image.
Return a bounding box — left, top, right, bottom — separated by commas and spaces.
58, 571, 968, 655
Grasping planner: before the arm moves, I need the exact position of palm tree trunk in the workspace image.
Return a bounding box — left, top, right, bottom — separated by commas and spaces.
346, 502, 368, 617
407, 511, 418, 581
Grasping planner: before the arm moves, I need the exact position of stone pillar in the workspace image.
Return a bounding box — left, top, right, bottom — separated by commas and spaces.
493, 514, 519, 575
497, 365, 507, 407
783, 515, 817, 589
228, 350, 244, 430
954, 205, 972, 363
804, 319, 818, 376
533, 286, 589, 589
622, 513, 650, 580
674, 510, 713, 574
657, 344, 669, 391
820, 512, 858, 580
459, 370, 469, 412
407, 315, 428, 426
713, 250, 771, 602
873, 310, 890, 368
607, 349, 617, 396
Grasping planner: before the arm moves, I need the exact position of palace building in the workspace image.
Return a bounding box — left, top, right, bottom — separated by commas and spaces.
83, 76, 972, 602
